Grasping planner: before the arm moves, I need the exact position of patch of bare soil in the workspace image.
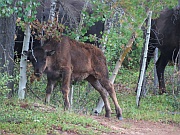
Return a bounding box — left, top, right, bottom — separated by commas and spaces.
92, 116, 180, 135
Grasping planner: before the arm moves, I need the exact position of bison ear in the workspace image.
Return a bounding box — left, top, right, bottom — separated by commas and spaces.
46, 50, 55, 56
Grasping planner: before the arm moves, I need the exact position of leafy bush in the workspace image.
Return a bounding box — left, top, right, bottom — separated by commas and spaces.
0, 72, 13, 97
0, 61, 16, 98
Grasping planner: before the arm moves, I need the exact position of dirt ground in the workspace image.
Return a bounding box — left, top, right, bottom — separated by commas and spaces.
32, 103, 180, 135
91, 116, 180, 135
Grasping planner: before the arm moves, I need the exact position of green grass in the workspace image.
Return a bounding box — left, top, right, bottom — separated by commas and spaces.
0, 90, 179, 135
0, 98, 113, 135
114, 65, 180, 125
117, 91, 180, 124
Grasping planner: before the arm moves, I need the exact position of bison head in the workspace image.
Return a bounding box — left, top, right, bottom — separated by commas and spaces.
28, 47, 55, 77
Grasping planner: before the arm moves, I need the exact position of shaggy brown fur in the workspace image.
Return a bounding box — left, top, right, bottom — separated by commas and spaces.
28, 36, 122, 120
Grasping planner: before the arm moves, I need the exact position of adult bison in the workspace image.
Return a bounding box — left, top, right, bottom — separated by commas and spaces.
38, 0, 104, 46
28, 36, 122, 120
145, 7, 180, 94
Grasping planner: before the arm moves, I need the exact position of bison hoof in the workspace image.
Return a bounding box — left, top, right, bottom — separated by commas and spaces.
118, 116, 123, 120
105, 113, 111, 118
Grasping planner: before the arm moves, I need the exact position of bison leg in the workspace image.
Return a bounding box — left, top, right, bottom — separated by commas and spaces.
86, 76, 112, 118
61, 67, 71, 111
99, 78, 123, 120
156, 53, 169, 94
45, 78, 56, 104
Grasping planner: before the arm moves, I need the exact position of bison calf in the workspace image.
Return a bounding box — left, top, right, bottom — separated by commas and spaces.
28, 36, 123, 120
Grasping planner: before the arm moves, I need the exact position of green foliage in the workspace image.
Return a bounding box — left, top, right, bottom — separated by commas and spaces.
123, 37, 144, 69
0, 62, 17, 98
145, 0, 178, 18
102, 1, 146, 71
0, 0, 40, 22
0, 0, 17, 17
66, 0, 107, 43
103, 0, 178, 71
0, 72, 13, 97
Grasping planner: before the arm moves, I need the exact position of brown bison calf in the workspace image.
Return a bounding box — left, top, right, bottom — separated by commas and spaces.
28, 36, 123, 120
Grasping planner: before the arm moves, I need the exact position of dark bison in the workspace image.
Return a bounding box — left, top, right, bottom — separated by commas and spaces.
28, 36, 122, 120
145, 7, 180, 94
14, 26, 41, 60
15, 0, 104, 60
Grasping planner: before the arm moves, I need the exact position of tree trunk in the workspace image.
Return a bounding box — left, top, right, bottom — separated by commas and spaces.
49, 0, 59, 22
136, 11, 152, 106
0, 14, 16, 97
75, 0, 90, 40
177, 0, 180, 96
153, 48, 158, 95
18, 3, 32, 99
177, 44, 180, 95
